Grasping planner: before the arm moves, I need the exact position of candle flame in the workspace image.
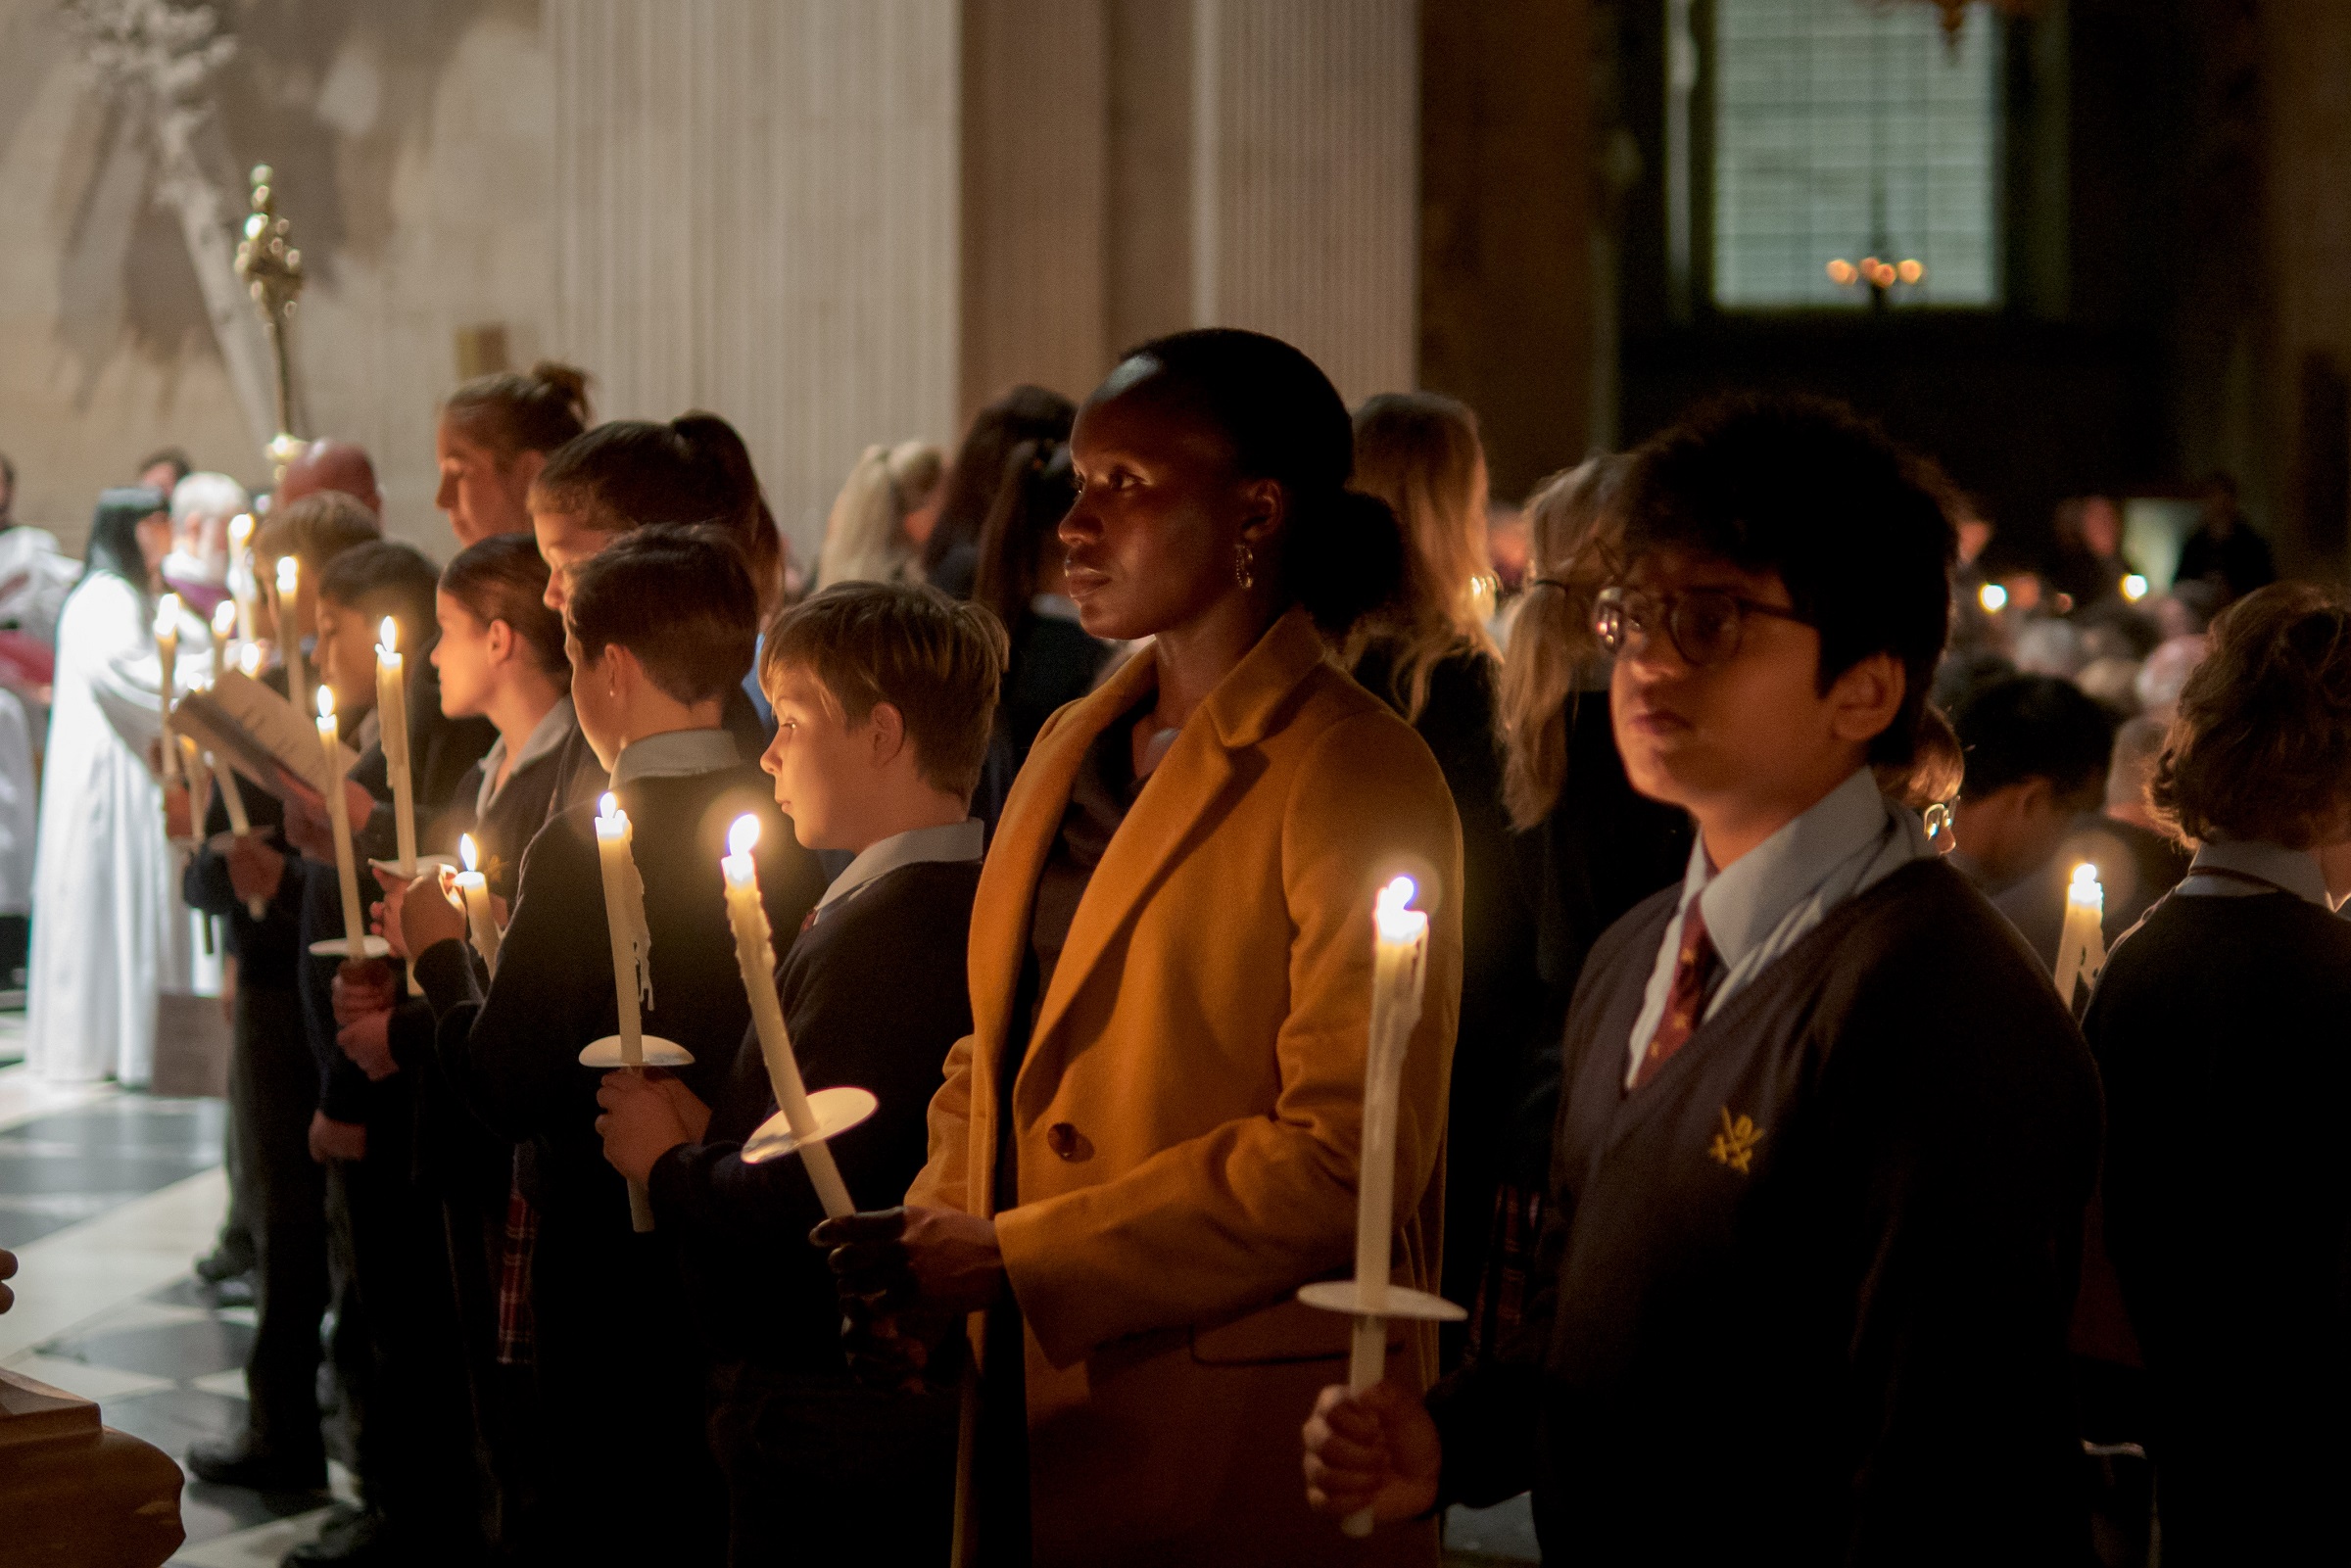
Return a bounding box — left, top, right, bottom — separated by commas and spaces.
2068, 862, 2102, 906
598, 791, 619, 821
2121, 573, 2149, 602
276, 556, 298, 595
238, 643, 263, 676
378, 616, 398, 654
229, 512, 253, 547
728, 814, 761, 858
460, 832, 479, 873
155, 593, 182, 638
213, 599, 238, 637
316, 685, 335, 721
1978, 582, 2008, 613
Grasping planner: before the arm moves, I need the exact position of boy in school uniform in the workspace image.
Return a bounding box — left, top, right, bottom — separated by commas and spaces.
594, 580, 1006, 1563
1304, 397, 2102, 1565
395, 525, 824, 1564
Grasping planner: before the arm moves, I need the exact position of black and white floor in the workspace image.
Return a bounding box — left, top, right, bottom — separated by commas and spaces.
0, 1016, 1540, 1567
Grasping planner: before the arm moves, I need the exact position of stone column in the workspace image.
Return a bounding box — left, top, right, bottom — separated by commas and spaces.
548, 0, 961, 557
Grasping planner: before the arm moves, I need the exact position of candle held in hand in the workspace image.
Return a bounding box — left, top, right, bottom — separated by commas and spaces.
317, 687, 367, 954
211, 599, 236, 686
593, 792, 657, 1232
215, 756, 265, 919
2052, 862, 2106, 1009
154, 595, 183, 790
228, 512, 257, 646
720, 814, 854, 1217
454, 832, 502, 970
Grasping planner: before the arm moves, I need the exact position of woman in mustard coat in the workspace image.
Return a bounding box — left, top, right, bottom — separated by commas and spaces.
822, 330, 1464, 1566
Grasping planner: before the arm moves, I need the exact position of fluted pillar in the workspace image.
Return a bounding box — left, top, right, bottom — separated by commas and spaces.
550, 0, 961, 554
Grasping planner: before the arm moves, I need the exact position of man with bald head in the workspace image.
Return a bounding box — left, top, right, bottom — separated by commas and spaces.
275, 439, 383, 518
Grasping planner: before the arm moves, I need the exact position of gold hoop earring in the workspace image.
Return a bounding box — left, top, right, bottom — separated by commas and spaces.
1233, 542, 1256, 591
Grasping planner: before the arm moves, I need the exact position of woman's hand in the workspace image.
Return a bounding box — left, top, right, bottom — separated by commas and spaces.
1301, 1381, 1444, 1526
392, 867, 465, 958
331, 960, 396, 1026
594, 1070, 696, 1184
337, 1010, 398, 1081
225, 830, 286, 905
812, 1205, 1006, 1318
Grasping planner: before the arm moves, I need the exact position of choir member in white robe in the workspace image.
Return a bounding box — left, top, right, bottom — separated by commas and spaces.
24, 489, 211, 1084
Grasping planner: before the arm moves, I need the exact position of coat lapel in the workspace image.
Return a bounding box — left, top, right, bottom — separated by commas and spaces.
1014, 610, 1329, 1119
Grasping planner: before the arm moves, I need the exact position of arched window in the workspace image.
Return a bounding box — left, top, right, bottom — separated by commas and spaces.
1710, 0, 2002, 309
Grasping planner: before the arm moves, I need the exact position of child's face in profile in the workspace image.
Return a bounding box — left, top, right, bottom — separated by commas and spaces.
760, 663, 870, 853
312, 595, 381, 721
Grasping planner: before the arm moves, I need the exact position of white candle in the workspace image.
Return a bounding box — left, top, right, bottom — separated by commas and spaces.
212, 599, 237, 687
2052, 862, 2106, 1009
1342, 875, 1431, 1539
317, 687, 366, 957
720, 813, 853, 1217
275, 556, 307, 715
228, 512, 257, 647
454, 832, 502, 971
154, 594, 182, 789
214, 754, 265, 920
593, 793, 657, 1232
375, 617, 415, 875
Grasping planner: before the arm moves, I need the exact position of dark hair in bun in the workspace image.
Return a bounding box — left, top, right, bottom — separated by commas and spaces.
442, 360, 593, 462
1105, 328, 1404, 637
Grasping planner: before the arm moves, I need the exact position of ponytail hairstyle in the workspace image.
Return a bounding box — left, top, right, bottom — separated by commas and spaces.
971, 438, 1078, 636
1107, 328, 1405, 638
924, 385, 1076, 583
441, 533, 568, 677
1500, 457, 1626, 830
1345, 391, 1497, 721
531, 410, 778, 604
817, 440, 946, 590
441, 360, 593, 465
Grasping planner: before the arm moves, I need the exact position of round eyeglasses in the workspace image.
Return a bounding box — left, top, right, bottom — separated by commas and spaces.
1592, 585, 1815, 668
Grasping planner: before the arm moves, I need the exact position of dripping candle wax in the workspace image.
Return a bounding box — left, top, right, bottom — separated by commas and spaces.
593, 793, 656, 1232
719, 814, 852, 1216
375, 617, 415, 874
1341, 876, 1432, 1538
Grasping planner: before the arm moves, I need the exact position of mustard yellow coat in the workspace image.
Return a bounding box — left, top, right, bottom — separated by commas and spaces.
911, 608, 1465, 1567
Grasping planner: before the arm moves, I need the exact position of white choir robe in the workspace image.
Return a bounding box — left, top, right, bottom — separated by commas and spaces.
24, 574, 212, 1084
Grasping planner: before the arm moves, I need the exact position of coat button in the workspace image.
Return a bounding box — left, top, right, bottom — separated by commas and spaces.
1045, 1121, 1086, 1161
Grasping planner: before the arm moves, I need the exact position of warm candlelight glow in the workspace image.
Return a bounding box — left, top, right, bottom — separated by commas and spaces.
155, 594, 182, 640
1372, 876, 1422, 941
460, 832, 480, 873
2121, 573, 2149, 602
317, 685, 334, 722
212, 599, 238, 638
2069, 863, 2101, 904
378, 615, 399, 654
1979, 582, 2008, 613
276, 556, 298, 596
229, 512, 253, 549
599, 791, 619, 819
729, 814, 761, 858
239, 643, 263, 676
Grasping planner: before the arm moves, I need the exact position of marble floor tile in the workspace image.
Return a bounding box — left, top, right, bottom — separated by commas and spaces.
1, 1349, 176, 1402
0, 1167, 228, 1360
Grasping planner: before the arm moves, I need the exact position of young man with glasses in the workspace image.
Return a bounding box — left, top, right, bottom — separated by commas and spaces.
1304, 396, 2101, 1564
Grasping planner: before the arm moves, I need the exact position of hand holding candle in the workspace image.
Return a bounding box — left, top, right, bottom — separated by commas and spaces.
1295, 873, 1462, 1540
453, 832, 503, 971
594, 793, 659, 1232
720, 814, 863, 1217
312, 687, 371, 959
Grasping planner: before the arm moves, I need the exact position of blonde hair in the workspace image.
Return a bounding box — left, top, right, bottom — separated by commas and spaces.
1344, 392, 1496, 721
816, 441, 945, 591
1499, 457, 1625, 829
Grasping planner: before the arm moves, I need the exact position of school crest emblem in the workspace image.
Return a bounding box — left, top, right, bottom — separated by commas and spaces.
1707, 1106, 1762, 1175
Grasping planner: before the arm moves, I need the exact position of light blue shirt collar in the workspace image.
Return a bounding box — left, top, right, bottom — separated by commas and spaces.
608, 727, 740, 791
812, 818, 985, 921
1627, 768, 1936, 1086
476, 696, 577, 821
2180, 838, 2331, 908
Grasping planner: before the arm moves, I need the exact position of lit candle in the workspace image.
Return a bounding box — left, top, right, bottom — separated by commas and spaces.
211, 599, 237, 686
454, 832, 502, 971
720, 813, 853, 1217
275, 556, 307, 714
1339, 876, 1432, 1538
375, 617, 415, 875
2052, 861, 2106, 1009
228, 512, 257, 646
317, 687, 366, 957
593, 792, 657, 1232
154, 594, 182, 790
